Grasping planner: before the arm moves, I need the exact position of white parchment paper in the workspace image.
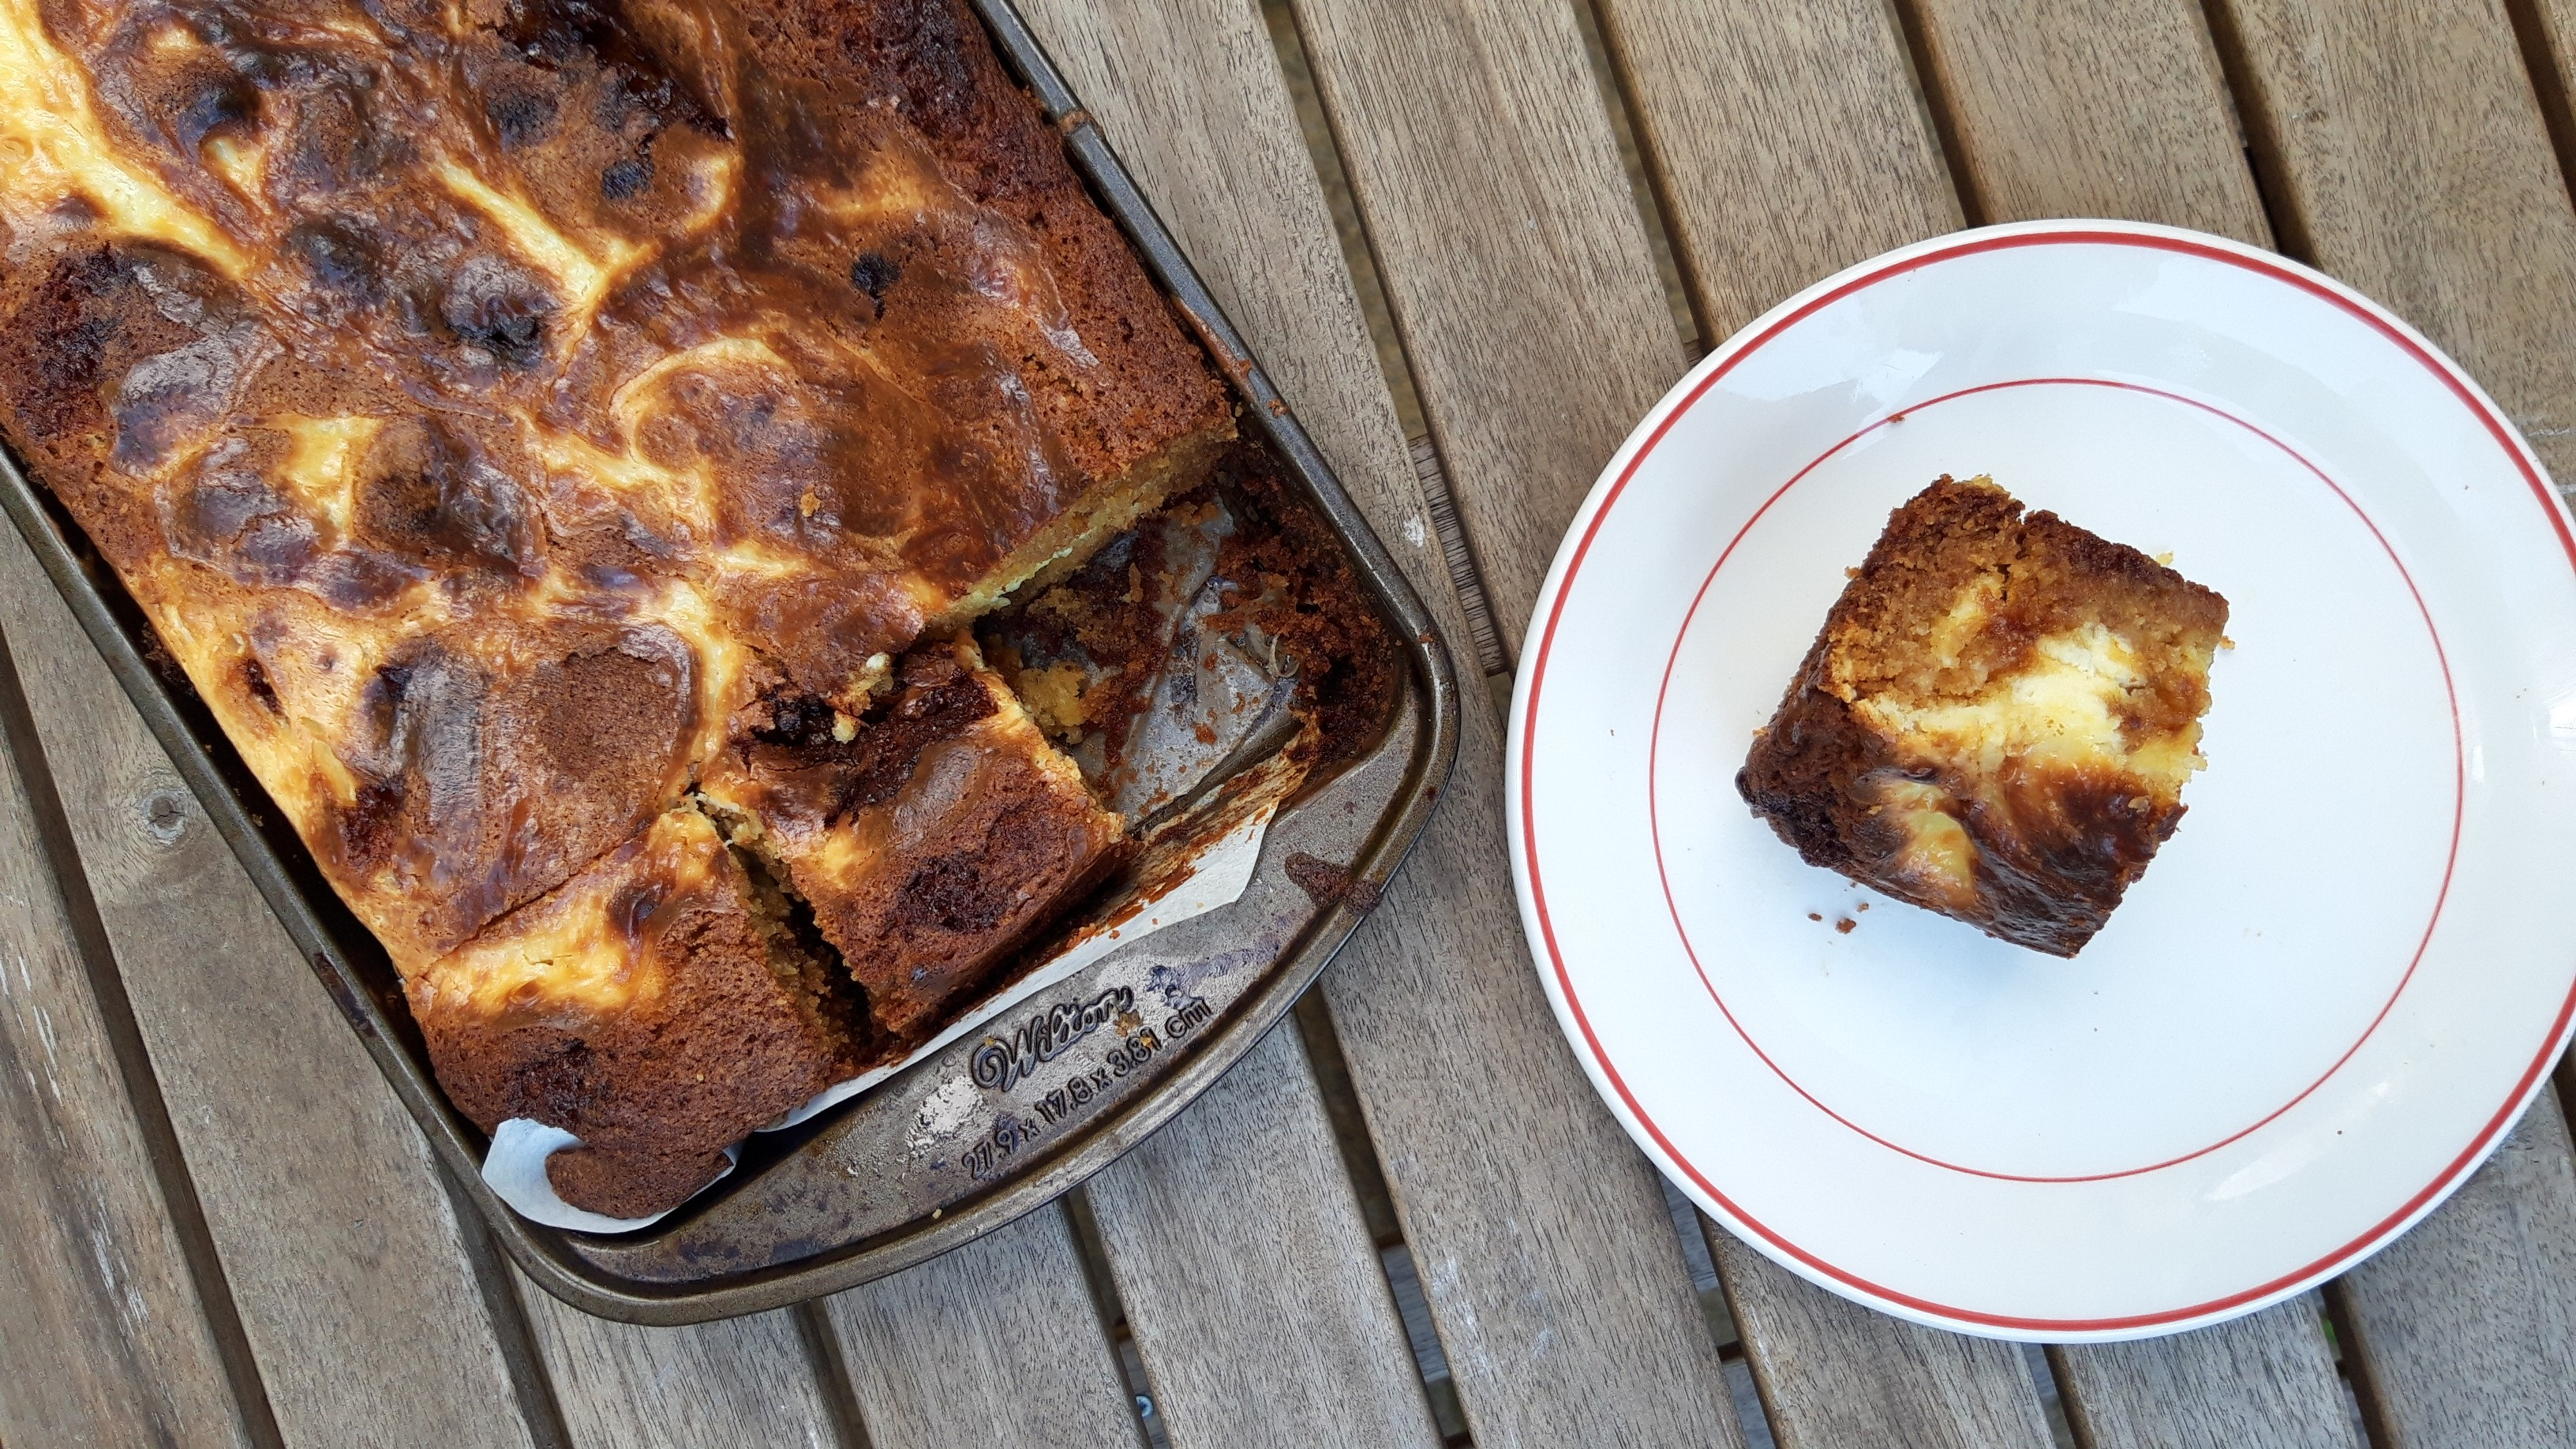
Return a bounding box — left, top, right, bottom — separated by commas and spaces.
482, 791, 1281, 1231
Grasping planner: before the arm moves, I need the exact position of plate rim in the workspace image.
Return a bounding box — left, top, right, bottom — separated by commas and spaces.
1504, 217, 2576, 1341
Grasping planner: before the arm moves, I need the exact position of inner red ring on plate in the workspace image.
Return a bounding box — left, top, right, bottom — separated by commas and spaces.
1517, 226, 2576, 1333
1643, 375, 2463, 1183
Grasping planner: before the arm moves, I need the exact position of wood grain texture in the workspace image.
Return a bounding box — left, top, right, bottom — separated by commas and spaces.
1288, 0, 1690, 653
823, 1204, 1144, 1449
2531, 0, 2576, 200
2216, 0, 2576, 492
2210, 3, 2576, 1434
1908, 0, 2271, 241
945, 11, 1452, 1441
2327, 1094, 2576, 1447
511, 1279, 843, 1449
1588, 3, 2114, 1440
0, 650, 254, 1448
1592, 0, 1964, 339
0, 522, 541, 1449
1080, 1025, 1441, 1449
1706, 1228, 2051, 1449
1020, 0, 1748, 1443
2050, 1296, 2360, 1449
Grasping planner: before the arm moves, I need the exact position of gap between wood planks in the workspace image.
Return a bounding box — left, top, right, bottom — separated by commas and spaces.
2505, 0, 2576, 485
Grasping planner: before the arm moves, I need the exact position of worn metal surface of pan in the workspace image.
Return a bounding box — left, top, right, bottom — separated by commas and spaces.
0, 0, 1458, 1325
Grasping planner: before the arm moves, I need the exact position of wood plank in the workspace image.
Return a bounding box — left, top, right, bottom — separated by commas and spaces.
1025, 0, 1748, 1441
2050, 1296, 2360, 1449
1906, 0, 2270, 242
822, 1204, 1145, 1449
2530, 0, 2576, 210
0, 522, 545, 1449
1591, 0, 1962, 339
1858, 13, 2356, 1439
511, 1280, 846, 1449
0, 641, 257, 1448
1584, 3, 2069, 1439
2327, 1093, 2576, 1447
2207, 4, 2576, 1435
1705, 1228, 2051, 1449
1079, 1025, 1442, 1449
952, 8, 1460, 1442
1289, 0, 1690, 657
1315, 614, 1752, 1449
2216, 0, 2576, 494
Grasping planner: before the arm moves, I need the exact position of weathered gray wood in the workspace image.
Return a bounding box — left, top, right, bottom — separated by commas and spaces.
1080, 1025, 1441, 1449
1591, 0, 1962, 339
2204, 6, 2576, 1436
0, 648, 256, 1448
952, 8, 1463, 1442
1705, 1228, 2052, 1449
0, 522, 542, 1449
823, 1204, 1144, 1449
1908, 0, 2270, 242
1027, 0, 1749, 1443
2327, 1095, 2576, 1447
1289, 0, 1690, 657
2218, 0, 2576, 495
2050, 1296, 2360, 1449
1861, 9, 2368, 1441
2533, 0, 2576, 219
1581, 2, 2076, 1440
511, 1279, 844, 1449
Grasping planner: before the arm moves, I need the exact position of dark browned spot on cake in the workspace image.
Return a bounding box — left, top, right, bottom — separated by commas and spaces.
485, 85, 561, 148
439, 256, 556, 368
890, 852, 1014, 937
283, 217, 388, 302
353, 417, 541, 575
241, 655, 283, 715
850, 250, 900, 316
599, 154, 652, 199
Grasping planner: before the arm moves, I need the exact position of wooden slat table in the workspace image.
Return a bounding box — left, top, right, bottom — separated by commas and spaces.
4, 0, 2573, 1443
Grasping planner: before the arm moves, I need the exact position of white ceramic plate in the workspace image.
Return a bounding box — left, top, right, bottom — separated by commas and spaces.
1507, 219, 2576, 1341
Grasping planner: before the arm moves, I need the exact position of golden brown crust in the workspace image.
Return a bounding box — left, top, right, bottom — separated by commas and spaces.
704, 638, 1127, 1042
1739, 477, 2229, 955
406, 806, 864, 1211
0, 0, 1241, 1215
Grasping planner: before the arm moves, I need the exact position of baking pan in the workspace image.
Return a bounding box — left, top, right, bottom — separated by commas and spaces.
0, 0, 1458, 1325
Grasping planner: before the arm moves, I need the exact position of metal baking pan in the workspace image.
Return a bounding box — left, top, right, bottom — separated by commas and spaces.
0, 0, 1458, 1325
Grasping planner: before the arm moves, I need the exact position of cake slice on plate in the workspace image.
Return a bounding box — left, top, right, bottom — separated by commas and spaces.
1739, 475, 2229, 955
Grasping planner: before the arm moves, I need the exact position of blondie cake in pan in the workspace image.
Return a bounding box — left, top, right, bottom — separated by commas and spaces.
0, 0, 1251, 1216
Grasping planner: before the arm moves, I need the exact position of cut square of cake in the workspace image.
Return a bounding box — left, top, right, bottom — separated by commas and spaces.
407, 803, 867, 1219
699, 637, 1129, 1041
1738, 476, 2229, 955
